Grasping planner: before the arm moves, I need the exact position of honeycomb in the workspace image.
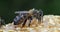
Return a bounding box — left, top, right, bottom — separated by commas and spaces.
0, 15, 60, 32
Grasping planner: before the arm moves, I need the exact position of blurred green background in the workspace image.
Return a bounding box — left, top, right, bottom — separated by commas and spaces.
0, 0, 60, 24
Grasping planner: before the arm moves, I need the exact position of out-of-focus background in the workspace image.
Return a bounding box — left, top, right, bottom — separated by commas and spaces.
0, 0, 60, 24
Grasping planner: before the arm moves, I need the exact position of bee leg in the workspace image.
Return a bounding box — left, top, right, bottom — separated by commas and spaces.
22, 19, 27, 27
28, 18, 32, 27
28, 20, 31, 27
